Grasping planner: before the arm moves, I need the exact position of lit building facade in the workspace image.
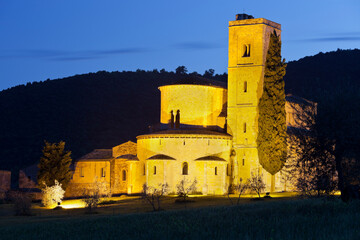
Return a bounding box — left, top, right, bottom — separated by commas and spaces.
67, 14, 316, 196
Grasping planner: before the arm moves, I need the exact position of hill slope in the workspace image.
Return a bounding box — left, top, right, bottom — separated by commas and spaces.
0, 70, 226, 170
285, 48, 360, 100
0, 49, 359, 170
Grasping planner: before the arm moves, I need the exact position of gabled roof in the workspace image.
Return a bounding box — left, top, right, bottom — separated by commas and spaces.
195, 156, 227, 161
117, 154, 139, 161
112, 141, 137, 158
147, 154, 176, 160
78, 149, 113, 161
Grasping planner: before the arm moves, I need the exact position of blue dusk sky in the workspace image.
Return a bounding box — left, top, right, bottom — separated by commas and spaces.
0, 0, 359, 90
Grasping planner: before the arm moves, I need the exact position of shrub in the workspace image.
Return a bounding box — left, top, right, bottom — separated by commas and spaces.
9, 191, 32, 216
41, 180, 65, 207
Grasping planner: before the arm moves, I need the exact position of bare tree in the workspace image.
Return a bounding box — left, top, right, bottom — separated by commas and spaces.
247, 171, 266, 198
287, 100, 338, 197
235, 178, 249, 204
226, 183, 235, 205
226, 178, 249, 205
141, 183, 168, 211
82, 178, 111, 213
176, 178, 197, 203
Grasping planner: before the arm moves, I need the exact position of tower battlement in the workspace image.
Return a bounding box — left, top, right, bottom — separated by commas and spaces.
229, 16, 281, 30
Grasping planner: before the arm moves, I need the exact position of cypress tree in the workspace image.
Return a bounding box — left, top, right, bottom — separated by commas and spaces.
37, 141, 72, 190
257, 30, 287, 175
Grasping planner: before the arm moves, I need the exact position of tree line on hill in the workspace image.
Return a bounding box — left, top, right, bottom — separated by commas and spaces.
0, 49, 359, 199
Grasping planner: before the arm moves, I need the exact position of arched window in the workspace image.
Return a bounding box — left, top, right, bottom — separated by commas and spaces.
215, 167, 218, 175
242, 44, 251, 57
154, 166, 157, 175
122, 170, 126, 181
243, 122, 247, 133
143, 163, 146, 176
182, 162, 188, 175
243, 45, 248, 57
244, 81, 247, 92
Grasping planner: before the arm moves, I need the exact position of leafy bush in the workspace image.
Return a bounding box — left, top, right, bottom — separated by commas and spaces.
41, 180, 65, 207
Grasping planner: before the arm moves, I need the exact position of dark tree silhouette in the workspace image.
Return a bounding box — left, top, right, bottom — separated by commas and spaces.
203, 69, 215, 78
37, 141, 72, 190
176, 66, 188, 75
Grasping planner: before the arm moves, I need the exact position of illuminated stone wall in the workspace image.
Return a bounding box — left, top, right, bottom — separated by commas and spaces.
67, 142, 140, 197
137, 132, 232, 195
159, 85, 227, 129
66, 160, 111, 196
110, 141, 140, 194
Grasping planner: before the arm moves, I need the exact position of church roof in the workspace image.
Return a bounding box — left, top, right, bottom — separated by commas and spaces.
160, 75, 227, 89
147, 154, 176, 160
117, 154, 139, 161
195, 156, 227, 161
78, 149, 113, 161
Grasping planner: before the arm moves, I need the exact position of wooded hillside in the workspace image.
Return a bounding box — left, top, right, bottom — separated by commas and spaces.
0, 49, 359, 171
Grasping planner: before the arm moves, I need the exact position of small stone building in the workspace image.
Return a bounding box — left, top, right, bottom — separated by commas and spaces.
66, 141, 139, 197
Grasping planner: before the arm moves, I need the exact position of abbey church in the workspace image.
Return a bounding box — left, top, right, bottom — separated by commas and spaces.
66, 14, 316, 196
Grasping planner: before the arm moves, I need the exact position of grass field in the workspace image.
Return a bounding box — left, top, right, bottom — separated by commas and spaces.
0, 195, 359, 239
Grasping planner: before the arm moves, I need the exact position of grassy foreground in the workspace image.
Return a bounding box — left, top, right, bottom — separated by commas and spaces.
0, 198, 360, 240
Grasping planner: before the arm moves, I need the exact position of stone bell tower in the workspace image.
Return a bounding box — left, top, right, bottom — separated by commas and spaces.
227, 14, 281, 184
